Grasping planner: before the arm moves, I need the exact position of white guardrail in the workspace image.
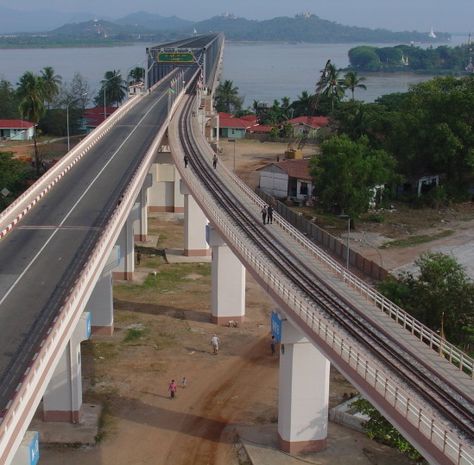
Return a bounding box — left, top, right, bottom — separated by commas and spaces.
168, 98, 474, 465
0, 78, 187, 465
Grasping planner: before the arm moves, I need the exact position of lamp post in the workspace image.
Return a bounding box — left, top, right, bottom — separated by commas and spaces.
339, 214, 351, 270
66, 92, 87, 152
228, 138, 236, 172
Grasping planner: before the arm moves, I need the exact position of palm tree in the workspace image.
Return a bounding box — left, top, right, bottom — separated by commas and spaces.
215, 80, 242, 113
96, 70, 127, 107
17, 71, 45, 175
128, 67, 145, 84
292, 90, 314, 116
321, 63, 346, 112
344, 71, 367, 100
40, 66, 62, 108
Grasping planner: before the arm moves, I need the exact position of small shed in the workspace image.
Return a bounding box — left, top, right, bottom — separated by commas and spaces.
0, 120, 35, 141
258, 159, 313, 200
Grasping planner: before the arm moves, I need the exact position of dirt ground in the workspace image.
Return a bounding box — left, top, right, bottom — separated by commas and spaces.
37, 138, 442, 464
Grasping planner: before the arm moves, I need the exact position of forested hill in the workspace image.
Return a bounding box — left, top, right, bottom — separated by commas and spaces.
192, 14, 450, 43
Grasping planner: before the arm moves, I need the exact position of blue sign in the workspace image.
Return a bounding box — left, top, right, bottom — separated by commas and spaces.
85, 312, 92, 339
29, 431, 40, 465
271, 311, 282, 343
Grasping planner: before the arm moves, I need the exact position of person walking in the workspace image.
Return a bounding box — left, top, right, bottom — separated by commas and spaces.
181, 377, 187, 389
184, 154, 189, 168
210, 334, 220, 355
267, 205, 274, 224
212, 153, 218, 169
168, 379, 177, 399
261, 205, 267, 225
136, 250, 141, 266
270, 335, 276, 355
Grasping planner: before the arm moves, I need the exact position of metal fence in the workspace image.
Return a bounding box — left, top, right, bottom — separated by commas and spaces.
256, 189, 388, 282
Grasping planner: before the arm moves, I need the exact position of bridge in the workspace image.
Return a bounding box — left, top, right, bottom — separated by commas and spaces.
0, 33, 472, 465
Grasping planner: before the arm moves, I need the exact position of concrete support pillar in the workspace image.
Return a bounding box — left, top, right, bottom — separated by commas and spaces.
180, 181, 210, 256
11, 431, 39, 465
134, 175, 152, 242
278, 319, 330, 454
148, 153, 184, 213
208, 225, 245, 324
43, 313, 91, 423
113, 216, 134, 281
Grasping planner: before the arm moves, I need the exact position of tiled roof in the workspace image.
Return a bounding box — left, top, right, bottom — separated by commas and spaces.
288, 116, 329, 128
0, 119, 34, 129
219, 114, 247, 129
259, 159, 312, 181
83, 107, 117, 127
247, 124, 272, 134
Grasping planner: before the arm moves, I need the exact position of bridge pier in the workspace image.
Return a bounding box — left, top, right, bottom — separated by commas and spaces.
208, 225, 245, 324
42, 313, 91, 423
148, 151, 184, 213
134, 176, 152, 242
278, 319, 330, 454
180, 181, 210, 256
113, 216, 135, 280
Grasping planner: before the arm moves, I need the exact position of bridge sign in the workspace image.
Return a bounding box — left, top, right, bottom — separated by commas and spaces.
157, 52, 194, 63
271, 311, 282, 342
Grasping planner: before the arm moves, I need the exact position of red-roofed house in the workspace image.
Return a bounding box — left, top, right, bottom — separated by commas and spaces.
82, 107, 118, 132
288, 116, 329, 137
218, 113, 248, 139
0, 120, 35, 141
258, 159, 314, 201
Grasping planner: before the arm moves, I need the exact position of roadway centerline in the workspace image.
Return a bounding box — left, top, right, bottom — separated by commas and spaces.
17, 226, 102, 231
0, 90, 168, 308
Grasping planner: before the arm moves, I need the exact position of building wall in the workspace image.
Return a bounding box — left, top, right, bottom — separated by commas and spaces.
259, 169, 289, 198
220, 127, 246, 139
0, 127, 33, 141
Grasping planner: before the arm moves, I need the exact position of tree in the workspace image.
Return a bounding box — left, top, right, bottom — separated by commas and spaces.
291, 90, 314, 117
215, 80, 242, 114
321, 63, 346, 112
344, 71, 367, 100
128, 66, 145, 84
17, 71, 45, 175
0, 152, 30, 210
40, 66, 61, 109
0, 79, 21, 119
311, 135, 395, 217
378, 253, 474, 348
351, 398, 423, 461
348, 46, 382, 71
95, 70, 127, 107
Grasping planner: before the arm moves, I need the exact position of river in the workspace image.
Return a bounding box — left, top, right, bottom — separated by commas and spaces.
0, 37, 467, 105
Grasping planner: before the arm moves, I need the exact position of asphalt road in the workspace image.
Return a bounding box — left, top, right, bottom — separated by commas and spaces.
0, 66, 196, 409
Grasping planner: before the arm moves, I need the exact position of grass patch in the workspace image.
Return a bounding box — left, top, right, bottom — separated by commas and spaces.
153, 331, 176, 350
93, 342, 119, 360
380, 229, 454, 248
143, 263, 211, 292
123, 327, 146, 343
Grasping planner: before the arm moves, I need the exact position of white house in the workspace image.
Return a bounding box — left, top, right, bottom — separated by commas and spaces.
258, 159, 313, 201
0, 119, 35, 141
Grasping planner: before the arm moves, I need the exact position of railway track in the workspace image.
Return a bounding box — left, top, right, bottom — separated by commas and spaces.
177, 89, 474, 443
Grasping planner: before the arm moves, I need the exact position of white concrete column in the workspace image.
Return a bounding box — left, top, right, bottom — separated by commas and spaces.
11, 431, 39, 465
87, 246, 119, 335
113, 215, 135, 281
278, 319, 330, 454
43, 313, 91, 423
148, 153, 184, 213
134, 175, 152, 242
180, 181, 210, 256
208, 224, 245, 324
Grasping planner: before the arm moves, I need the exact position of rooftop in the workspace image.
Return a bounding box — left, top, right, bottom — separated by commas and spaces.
0, 119, 35, 129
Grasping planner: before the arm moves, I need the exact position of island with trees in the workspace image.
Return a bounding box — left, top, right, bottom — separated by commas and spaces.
348, 43, 474, 73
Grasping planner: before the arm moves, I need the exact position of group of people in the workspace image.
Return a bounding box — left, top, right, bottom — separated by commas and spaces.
261, 204, 274, 225
183, 153, 218, 169
168, 376, 187, 399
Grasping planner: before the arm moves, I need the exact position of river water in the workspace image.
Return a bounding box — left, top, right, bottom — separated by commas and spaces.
0, 38, 466, 105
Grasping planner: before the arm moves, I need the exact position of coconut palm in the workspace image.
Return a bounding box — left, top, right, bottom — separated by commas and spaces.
215, 80, 242, 113
292, 90, 314, 116
321, 63, 346, 112
128, 67, 145, 84
95, 70, 127, 107
17, 71, 45, 175
40, 66, 62, 108
344, 71, 367, 100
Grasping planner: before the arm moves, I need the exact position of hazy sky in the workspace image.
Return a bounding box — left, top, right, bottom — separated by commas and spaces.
1, 0, 472, 33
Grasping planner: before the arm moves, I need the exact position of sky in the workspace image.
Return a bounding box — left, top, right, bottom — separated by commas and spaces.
0, 0, 472, 33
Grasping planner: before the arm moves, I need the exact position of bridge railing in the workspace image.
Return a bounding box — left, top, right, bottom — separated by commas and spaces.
169, 98, 473, 465
206, 135, 474, 379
